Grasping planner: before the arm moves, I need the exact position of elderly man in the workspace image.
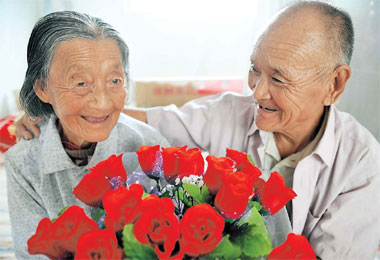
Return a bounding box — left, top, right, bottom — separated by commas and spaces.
127, 2, 380, 259
15, 1, 380, 259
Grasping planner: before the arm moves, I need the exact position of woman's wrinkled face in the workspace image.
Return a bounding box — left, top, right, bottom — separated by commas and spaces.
37, 39, 126, 147
248, 20, 333, 136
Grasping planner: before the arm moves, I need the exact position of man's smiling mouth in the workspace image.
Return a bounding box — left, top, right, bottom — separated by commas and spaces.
259, 105, 278, 113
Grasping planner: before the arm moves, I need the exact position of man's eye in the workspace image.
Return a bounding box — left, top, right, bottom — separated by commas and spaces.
250, 65, 258, 72
272, 77, 283, 83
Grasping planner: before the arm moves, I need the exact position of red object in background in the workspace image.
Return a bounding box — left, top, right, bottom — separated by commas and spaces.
0, 115, 16, 153
198, 80, 244, 95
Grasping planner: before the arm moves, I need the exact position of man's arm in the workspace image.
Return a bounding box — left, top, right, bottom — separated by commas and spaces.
122, 107, 147, 123
13, 113, 42, 140
14, 108, 146, 140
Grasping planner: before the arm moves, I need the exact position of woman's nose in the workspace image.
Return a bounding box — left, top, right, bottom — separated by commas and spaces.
89, 82, 113, 109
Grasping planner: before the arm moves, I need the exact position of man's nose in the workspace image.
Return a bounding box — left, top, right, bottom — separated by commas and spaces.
253, 77, 271, 100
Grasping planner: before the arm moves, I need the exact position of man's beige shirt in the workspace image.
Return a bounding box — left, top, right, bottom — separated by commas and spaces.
147, 92, 380, 259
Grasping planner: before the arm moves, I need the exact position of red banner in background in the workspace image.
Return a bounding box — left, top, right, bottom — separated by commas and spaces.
0, 115, 16, 153
135, 78, 245, 108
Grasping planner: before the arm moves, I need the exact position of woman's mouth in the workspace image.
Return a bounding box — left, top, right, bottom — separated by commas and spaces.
81, 115, 110, 123
259, 105, 278, 113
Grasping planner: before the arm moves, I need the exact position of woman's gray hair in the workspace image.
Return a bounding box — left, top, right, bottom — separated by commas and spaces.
20, 11, 130, 119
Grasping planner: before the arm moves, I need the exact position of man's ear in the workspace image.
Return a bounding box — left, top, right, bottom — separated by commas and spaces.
323, 64, 351, 106
34, 79, 50, 103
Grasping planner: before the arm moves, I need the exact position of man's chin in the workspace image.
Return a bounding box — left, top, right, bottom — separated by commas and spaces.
255, 120, 277, 132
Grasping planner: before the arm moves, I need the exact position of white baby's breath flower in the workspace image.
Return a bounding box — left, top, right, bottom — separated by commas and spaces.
182, 176, 191, 184
175, 177, 181, 185
196, 179, 204, 187
181, 175, 204, 187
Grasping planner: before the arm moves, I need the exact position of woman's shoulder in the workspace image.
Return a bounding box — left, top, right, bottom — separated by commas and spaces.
5, 137, 41, 165
4, 118, 52, 171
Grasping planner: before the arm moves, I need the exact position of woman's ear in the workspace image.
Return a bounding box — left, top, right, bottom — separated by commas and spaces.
34, 79, 50, 103
323, 64, 351, 106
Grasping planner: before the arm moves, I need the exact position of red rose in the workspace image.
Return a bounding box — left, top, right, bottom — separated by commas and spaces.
239, 162, 261, 183
27, 218, 67, 259
27, 206, 99, 258
180, 204, 225, 257
203, 156, 235, 195
140, 195, 175, 214
253, 177, 266, 197
260, 172, 297, 215
162, 146, 187, 180
268, 233, 316, 260
177, 148, 204, 178
51, 205, 99, 253
137, 145, 160, 173
214, 171, 254, 219
75, 229, 123, 260
73, 154, 126, 207
103, 184, 144, 231
0, 115, 16, 153
225, 148, 249, 170
134, 195, 181, 260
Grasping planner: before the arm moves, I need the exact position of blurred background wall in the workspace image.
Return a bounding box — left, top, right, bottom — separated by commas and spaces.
0, 0, 378, 140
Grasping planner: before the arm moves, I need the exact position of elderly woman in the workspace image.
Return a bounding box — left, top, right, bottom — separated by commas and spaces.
5, 11, 168, 258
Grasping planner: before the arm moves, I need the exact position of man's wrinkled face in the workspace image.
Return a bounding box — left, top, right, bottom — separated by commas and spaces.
38, 38, 126, 147
248, 19, 333, 136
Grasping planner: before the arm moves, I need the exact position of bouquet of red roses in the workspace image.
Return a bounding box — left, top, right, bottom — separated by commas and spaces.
27, 145, 316, 259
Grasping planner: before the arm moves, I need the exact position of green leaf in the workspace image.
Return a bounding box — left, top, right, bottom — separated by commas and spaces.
236, 207, 272, 258
247, 154, 255, 166
208, 235, 242, 259
52, 206, 70, 222
201, 185, 212, 204
249, 201, 262, 212
57, 206, 69, 217
182, 183, 203, 204
142, 192, 150, 199
122, 224, 157, 259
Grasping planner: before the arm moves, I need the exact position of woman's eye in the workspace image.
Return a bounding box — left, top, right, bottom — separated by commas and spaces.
112, 78, 122, 85
77, 82, 86, 87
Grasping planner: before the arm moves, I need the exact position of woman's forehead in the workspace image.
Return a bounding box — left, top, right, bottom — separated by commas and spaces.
50, 39, 123, 74
54, 39, 122, 62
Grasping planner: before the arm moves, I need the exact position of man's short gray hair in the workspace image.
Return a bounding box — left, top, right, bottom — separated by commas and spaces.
285, 1, 354, 67
20, 11, 130, 119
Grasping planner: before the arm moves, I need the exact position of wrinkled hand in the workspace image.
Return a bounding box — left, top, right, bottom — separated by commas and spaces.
14, 113, 43, 140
